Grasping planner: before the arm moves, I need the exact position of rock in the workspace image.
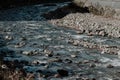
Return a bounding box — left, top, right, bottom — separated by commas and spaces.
15, 41, 26, 48
22, 49, 40, 55
89, 63, 96, 68
1, 64, 8, 69
81, 77, 89, 80
67, 39, 74, 44
5, 35, 13, 40
44, 49, 53, 54
73, 41, 79, 46
57, 69, 68, 77
117, 50, 120, 58
48, 58, 63, 63
54, 74, 61, 78
64, 59, 72, 63
22, 51, 33, 55
20, 36, 27, 41
71, 54, 77, 58
83, 60, 89, 64
99, 30, 106, 36
32, 60, 47, 65
76, 30, 84, 34
45, 53, 53, 57
44, 49, 54, 57
106, 64, 114, 68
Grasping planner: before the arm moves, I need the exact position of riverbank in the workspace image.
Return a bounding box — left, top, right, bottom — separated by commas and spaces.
43, 2, 120, 38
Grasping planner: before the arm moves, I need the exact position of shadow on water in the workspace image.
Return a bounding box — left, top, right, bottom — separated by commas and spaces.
42, 3, 90, 20
0, 0, 72, 21
0, 2, 89, 21
0, 0, 72, 9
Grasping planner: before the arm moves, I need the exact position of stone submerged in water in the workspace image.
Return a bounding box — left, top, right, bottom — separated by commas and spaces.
57, 69, 68, 77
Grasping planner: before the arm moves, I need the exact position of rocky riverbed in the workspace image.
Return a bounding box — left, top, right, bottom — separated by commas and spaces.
0, 1, 120, 80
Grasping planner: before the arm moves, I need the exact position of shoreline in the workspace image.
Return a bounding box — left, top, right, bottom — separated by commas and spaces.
43, 3, 120, 38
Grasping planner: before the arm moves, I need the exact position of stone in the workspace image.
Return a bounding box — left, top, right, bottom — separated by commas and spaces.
83, 60, 89, 64
1, 64, 8, 69
5, 35, 13, 40
64, 59, 72, 63
57, 69, 68, 77
15, 41, 26, 48
107, 64, 114, 68
73, 41, 79, 46
45, 53, 53, 57
22, 51, 33, 55
89, 63, 96, 68
71, 54, 77, 58
54, 74, 61, 78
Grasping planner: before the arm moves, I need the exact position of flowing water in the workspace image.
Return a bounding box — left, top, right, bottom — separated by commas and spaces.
0, 2, 120, 80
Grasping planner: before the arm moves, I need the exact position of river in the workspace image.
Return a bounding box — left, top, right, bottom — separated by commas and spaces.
0, 2, 120, 80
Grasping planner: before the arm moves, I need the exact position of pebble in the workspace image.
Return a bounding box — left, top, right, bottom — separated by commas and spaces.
118, 50, 120, 56
68, 39, 74, 44
89, 63, 96, 68
73, 41, 79, 46
45, 53, 53, 57
48, 58, 63, 63
15, 41, 26, 48
20, 36, 27, 41
22, 51, 33, 55
5, 35, 13, 40
44, 49, 53, 54
1, 64, 8, 69
64, 59, 72, 63
106, 64, 114, 68
54, 74, 61, 78
71, 54, 77, 58
99, 30, 106, 36
57, 69, 68, 77
81, 77, 89, 80
83, 60, 90, 64
32, 60, 47, 65
76, 30, 84, 34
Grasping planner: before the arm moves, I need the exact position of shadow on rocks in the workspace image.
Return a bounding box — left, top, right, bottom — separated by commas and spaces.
42, 3, 89, 20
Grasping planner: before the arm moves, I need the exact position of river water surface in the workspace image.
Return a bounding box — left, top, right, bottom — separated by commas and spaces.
0, 2, 120, 80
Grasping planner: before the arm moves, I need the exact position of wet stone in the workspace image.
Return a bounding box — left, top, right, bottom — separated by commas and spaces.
89, 63, 96, 68
106, 64, 114, 68
68, 39, 74, 44
64, 59, 72, 63
48, 58, 63, 63
15, 41, 26, 48
76, 30, 84, 34
5, 35, 13, 40
54, 74, 61, 78
44, 49, 53, 54
1, 64, 8, 69
45, 53, 53, 57
22, 51, 33, 55
71, 54, 77, 58
73, 41, 79, 46
20, 37, 27, 41
57, 69, 68, 77
82, 60, 90, 64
